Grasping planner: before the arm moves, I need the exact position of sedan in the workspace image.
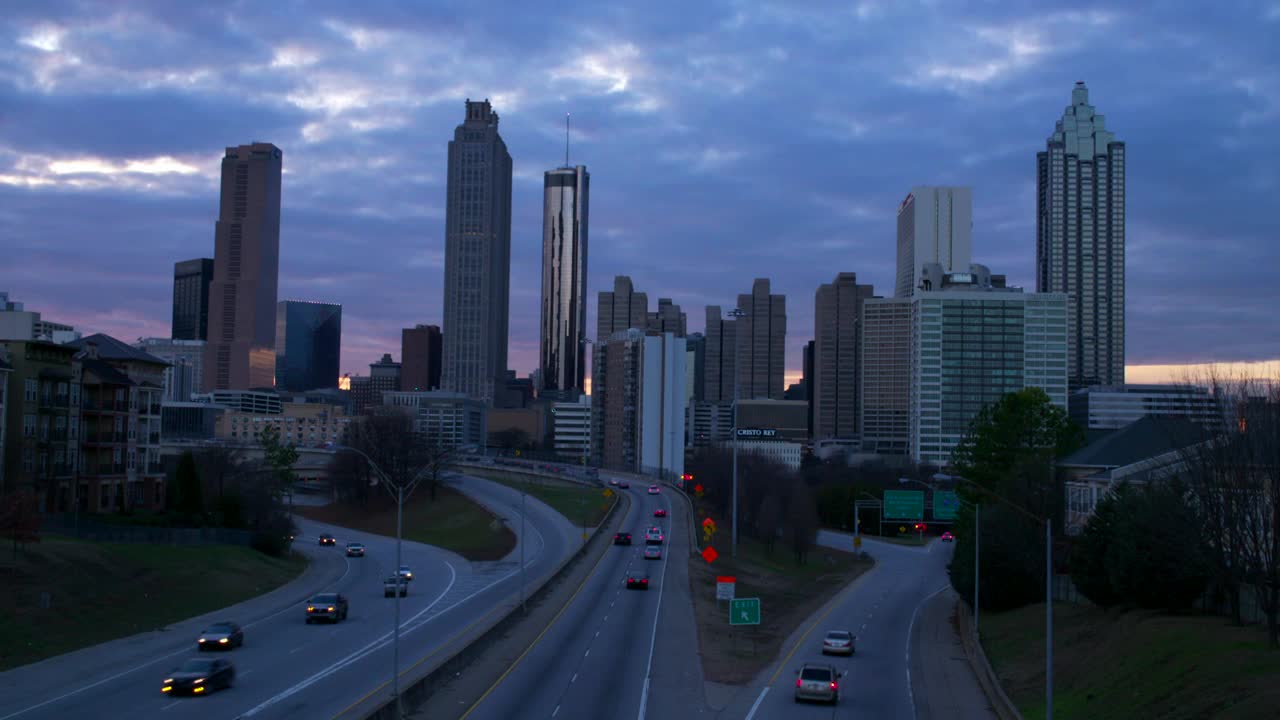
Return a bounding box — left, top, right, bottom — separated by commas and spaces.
319, 533, 337, 546
821, 629, 856, 656
941, 531, 955, 542
647, 485, 660, 495
794, 663, 844, 704
608, 478, 619, 486
613, 532, 633, 546
196, 621, 243, 651
653, 509, 668, 518
625, 573, 650, 590
345, 542, 366, 557
397, 565, 414, 581
644, 546, 662, 560
305, 593, 349, 623
618, 481, 630, 489
161, 658, 235, 695
384, 576, 409, 598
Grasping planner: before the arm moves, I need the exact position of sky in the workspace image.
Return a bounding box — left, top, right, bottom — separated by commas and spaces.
2, 0, 1278, 385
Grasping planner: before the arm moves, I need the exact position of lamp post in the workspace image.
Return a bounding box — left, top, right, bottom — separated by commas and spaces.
727, 307, 746, 558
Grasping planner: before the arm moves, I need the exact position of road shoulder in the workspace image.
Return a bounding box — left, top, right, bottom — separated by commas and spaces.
910, 588, 998, 720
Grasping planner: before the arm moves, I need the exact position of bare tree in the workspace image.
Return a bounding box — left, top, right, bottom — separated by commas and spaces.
786, 480, 820, 565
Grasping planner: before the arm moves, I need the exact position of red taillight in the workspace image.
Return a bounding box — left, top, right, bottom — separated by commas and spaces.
642, 579, 648, 584
796, 679, 802, 688
830, 681, 838, 690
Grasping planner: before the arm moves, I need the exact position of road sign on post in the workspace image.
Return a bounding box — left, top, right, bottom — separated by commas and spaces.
716, 576, 736, 600
730, 597, 761, 625
933, 490, 960, 521
883, 490, 925, 520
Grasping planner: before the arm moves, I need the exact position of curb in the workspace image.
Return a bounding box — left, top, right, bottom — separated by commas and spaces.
956, 602, 1023, 720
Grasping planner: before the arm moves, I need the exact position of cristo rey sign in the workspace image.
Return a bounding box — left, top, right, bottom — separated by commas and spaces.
735, 428, 778, 438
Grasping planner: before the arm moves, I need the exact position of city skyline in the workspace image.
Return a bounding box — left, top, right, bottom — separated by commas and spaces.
2, 4, 1276, 384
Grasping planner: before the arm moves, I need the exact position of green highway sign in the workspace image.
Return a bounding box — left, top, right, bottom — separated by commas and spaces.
730, 597, 761, 625
883, 490, 925, 520
933, 490, 960, 521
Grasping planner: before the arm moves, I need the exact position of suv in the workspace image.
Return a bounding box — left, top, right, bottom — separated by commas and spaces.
794, 663, 844, 704
384, 576, 409, 598
644, 527, 664, 545
613, 532, 633, 546
305, 593, 349, 623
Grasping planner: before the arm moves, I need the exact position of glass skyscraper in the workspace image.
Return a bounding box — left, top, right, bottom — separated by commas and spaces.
274, 300, 342, 392
539, 164, 589, 395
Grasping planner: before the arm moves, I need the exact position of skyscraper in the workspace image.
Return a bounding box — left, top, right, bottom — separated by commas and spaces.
813, 272, 875, 440
172, 258, 213, 340
735, 278, 786, 400
441, 99, 513, 406
274, 300, 342, 392
647, 298, 687, 337
895, 186, 973, 298
1037, 81, 1126, 390
203, 142, 282, 391
859, 297, 912, 455
401, 324, 442, 392
703, 305, 737, 403
596, 276, 648, 341
539, 164, 589, 395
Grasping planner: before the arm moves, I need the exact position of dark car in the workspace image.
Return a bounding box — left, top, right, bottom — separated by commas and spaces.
941, 532, 955, 542
618, 480, 630, 489
614, 532, 633, 546
384, 576, 408, 598
319, 533, 337, 546
196, 621, 243, 651
345, 542, 366, 557
305, 593, 349, 623
626, 573, 650, 590
161, 657, 235, 695
653, 508, 668, 518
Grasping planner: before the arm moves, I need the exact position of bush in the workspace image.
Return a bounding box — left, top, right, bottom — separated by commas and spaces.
250, 511, 296, 557
1071, 484, 1133, 607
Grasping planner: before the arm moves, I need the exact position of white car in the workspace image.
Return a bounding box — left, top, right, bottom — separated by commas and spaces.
644, 527, 664, 545
644, 545, 662, 560
647, 484, 660, 495
821, 629, 856, 656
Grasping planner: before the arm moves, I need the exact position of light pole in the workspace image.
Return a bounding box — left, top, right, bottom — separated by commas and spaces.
727, 307, 746, 558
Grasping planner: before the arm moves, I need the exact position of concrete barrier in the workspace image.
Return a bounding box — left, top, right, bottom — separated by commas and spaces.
956, 602, 1023, 720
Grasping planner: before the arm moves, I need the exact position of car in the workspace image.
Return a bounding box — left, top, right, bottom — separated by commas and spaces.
647, 484, 660, 495
305, 593, 349, 623
653, 508, 668, 518
319, 533, 337, 546
644, 545, 662, 560
626, 573, 650, 590
345, 542, 366, 557
618, 480, 630, 489
794, 663, 844, 704
644, 527, 664, 545
384, 576, 409, 598
196, 621, 243, 651
608, 478, 619, 486
613, 532, 633, 546
397, 565, 414, 581
821, 629, 856, 656
941, 531, 955, 542
161, 657, 235, 695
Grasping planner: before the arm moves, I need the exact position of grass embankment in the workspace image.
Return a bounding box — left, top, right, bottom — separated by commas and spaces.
0, 537, 305, 671
688, 532, 873, 684
982, 603, 1280, 720
463, 468, 613, 528
296, 485, 516, 561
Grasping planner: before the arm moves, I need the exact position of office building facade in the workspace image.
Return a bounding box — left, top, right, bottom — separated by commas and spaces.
735, 278, 786, 400
551, 394, 593, 460
596, 275, 648, 341
1037, 81, 1126, 391
895, 186, 973, 298
172, 258, 214, 341
135, 338, 206, 402
539, 165, 589, 395
703, 306, 737, 404
401, 324, 442, 392
860, 298, 913, 455
591, 329, 686, 479
647, 298, 687, 337
274, 300, 342, 392
1069, 384, 1223, 437
441, 100, 514, 406
382, 391, 487, 449
203, 142, 283, 391
813, 272, 875, 441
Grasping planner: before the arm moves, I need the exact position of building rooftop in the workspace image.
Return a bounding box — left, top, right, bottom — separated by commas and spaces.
1061, 415, 1212, 469
66, 333, 169, 366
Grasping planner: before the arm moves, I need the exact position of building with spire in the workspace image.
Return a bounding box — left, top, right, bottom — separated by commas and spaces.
539, 160, 589, 397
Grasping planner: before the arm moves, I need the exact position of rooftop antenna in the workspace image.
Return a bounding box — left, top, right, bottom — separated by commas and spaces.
564, 112, 571, 167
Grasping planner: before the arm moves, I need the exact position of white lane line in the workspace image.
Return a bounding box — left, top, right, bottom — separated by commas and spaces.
289, 646, 306, 654
906, 584, 950, 720
584, 649, 590, 658
571, 673, 578, 683
594, 631, 600, 638
603, 615, 608, 621
161, 700, 182, 711
744, 687, 771, 720
238, 561, 459, 718
0, 545, 353, 720
552, 705, 561, 717
635, 494, 673, 720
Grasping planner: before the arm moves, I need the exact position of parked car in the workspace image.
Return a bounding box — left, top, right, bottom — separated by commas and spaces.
305, 593, 349, 623
626, 573, 650, 590
319, 533, 337, 546
196, 621, 243, 651
345, 542, 366, 557
821, 629, 855, 655
161, 657, 235, 695
794, 663, 844, 704
384, 576, 408, 598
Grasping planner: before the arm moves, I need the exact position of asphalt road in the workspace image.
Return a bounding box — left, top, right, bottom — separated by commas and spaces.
737, 533, 953, 720
0, 475, 574, 720
461, 477, 674, 720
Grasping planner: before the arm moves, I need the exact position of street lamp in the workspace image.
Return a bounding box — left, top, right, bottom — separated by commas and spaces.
727, 307, 746, 558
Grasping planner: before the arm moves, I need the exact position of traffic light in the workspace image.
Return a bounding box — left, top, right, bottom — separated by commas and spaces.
913, 523, 927, 532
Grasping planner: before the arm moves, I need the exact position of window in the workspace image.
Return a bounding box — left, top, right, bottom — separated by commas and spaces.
25, 379, 37, 402
23, 414, 36, 438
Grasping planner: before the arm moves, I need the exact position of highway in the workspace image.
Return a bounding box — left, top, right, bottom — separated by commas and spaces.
461, 476, 674, 720
0, 474, 574, 720
737, 532, 953, 720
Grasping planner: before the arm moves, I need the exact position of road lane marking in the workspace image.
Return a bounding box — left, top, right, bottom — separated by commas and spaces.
584, 649, 590, 658
744, 687, 771, 720
238, 561, 459, 717
162, 700, 182, 711
906, 584, 951, 720
553, 705, 561, 717
635, 493, 673, 720
765, 564, 881, 687
594, 631, 600, 638
290, 646, 307, 654
571, 673, 578, 683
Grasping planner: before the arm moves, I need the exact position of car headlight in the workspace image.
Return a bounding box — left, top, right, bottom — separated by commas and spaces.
307, 606, 315, 611
193, 686, 205, 693
163, 678, 173, 684
327, 606, 335, 612
198, 638, 206, 643
193, 678, 204, 685
218, 638, 228, 644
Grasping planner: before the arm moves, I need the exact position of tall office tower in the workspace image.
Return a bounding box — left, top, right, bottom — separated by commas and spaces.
895, 186, 973, 298
647, 298, 687, 337
813, 273, 876, 440
685, 332, 705, 403
590, 329, 686, 477
596, 276, 648, 341
441, 99, 513, 406
401, 324, 442, 391
172, 259, 214, 340
539, 164, 589, 394
202, 142, 283, 391
1037, 81, 1126, 390
703, 305, 737, 403
802, 339, 815, 438
859, 298, 912, 455
274, 300, 342, 392
735, 278, 786, 400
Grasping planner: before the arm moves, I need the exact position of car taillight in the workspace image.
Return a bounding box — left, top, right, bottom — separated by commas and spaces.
796, 679, 802, 688
830, 681, 838, 690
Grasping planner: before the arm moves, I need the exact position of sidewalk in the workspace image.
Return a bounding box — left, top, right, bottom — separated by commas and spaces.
910, 588, 998, 720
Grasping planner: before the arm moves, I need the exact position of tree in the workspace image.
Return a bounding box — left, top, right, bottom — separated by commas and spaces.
343, 409, 446, 503
174, 451, 204, 521
786, 481, 819, 565
192, 444, 247, 507
952, 387, 1083, 493
258, 424, 300, 501
1071, 483, 1134, 608
1110, 480, 1211, 611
